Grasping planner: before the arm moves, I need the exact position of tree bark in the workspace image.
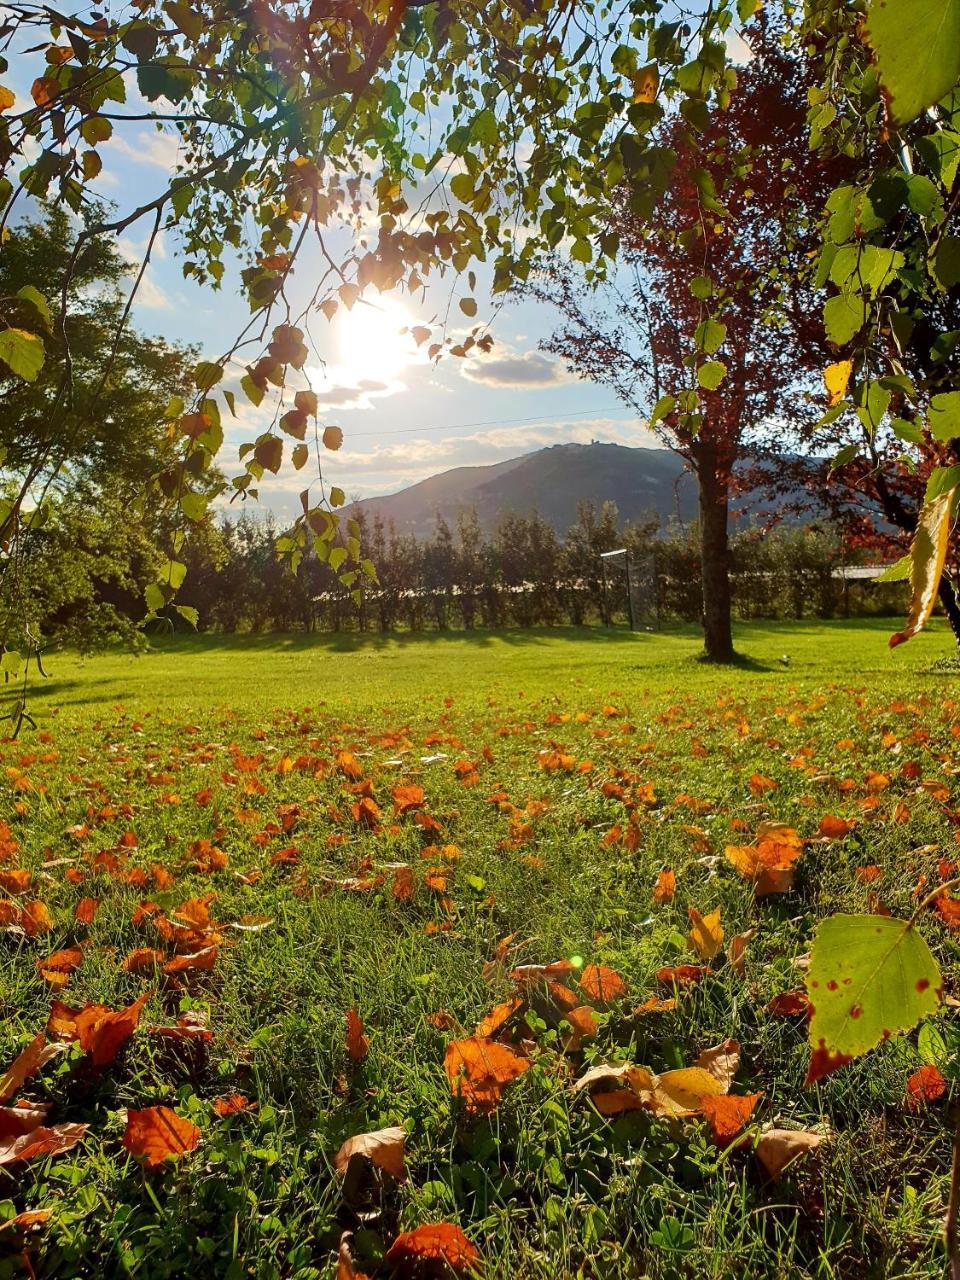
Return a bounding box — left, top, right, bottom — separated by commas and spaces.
697, 449, 735, 662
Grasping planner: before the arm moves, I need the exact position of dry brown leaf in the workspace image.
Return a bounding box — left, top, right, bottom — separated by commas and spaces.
334, 1125, 406, 1181
755, 1127, 825, 1180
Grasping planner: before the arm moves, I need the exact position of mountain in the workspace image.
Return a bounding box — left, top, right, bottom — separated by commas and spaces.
354, 442, 700, 539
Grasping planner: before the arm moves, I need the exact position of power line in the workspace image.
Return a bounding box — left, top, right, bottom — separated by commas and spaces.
344, 405, 639, 439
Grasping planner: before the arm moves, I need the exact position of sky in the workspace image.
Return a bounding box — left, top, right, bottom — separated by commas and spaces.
90, 120, 660, 517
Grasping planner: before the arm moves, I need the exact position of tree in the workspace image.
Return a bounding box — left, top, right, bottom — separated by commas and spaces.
0, 206, 200, 692
538, 10, 839, 661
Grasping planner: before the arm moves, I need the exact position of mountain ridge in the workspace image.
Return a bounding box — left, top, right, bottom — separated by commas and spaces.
354, 442, 698, 539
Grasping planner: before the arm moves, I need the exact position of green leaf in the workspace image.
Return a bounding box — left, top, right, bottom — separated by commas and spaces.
689, 275, 713, 300
694, 318, 726, 355
863, 0, 960, 125
928, 390, 960, 441
161, 559, 187, 590
241, 374, 264, 407
179, 491, 208, 522
926, 463, 960, 501
329, 545, 347, 572
805, 913, 942, 1084
891, 416, 924, 445
174, 604, 199, 628
329, 486, 346, 507
0, 328, 44, 381
697, 360, 726, 390
933, 235, 960, 289
193, 360, 223, 392
649, 394, 675, 427
15, 286, 51, 330
144, 582, 166, 612
875, 554, 911, 582
823, 293, 868, 346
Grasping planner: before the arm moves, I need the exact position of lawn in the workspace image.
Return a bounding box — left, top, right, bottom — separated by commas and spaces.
1, 619, 959, 1279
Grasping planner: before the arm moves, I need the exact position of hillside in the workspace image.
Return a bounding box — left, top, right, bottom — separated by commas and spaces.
355, 442, 698, 538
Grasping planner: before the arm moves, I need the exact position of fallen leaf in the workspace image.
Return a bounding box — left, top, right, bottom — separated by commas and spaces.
653, 868, 676, 904
123, 1106, 201, 1168
906, 1064, 948, 1110
755, 1127, 824, 1180
0, 1034, 66, 1104
213, 1093, 256, 1116
0, 1122, 87, 1167
444, 1036, 530, 1112
701, 1092, 762, 1144
578, 963, 626, 1003
727, 928, 757, 977
687, 906, 724, 960
346, 1009, 369, 1062
696, 1038, 740, 1090
334, 1125, 406, 1180
657, 964, 711, 988
385, 1224, 480, 1274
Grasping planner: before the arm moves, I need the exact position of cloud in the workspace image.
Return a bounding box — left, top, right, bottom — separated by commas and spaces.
461, 347, 576, 388
110, 128, 182, 170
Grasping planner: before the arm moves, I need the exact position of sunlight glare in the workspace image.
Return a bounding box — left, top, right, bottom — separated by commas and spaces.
337, 295, 416, 383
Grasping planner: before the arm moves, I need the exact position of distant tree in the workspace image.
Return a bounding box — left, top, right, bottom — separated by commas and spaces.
0, 207, 204, 680
539, 10, 840, 660
560, 502, 621, 626
423, 514, 456, 631
456, 510, 486, 630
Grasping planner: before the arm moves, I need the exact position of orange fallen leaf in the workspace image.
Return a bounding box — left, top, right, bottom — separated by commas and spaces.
49, 990, 151, 1066
578, 963, 626, 1004
385, 1223, 480, 1274
0, 1034, 66, 1104
906, 1064, 948, 1110
701, 1092, 761, 1144
727, 928, 757, 977
123, 947, 165, 974
123, 1106, 201, 1168
766, 991, 811, 1018
656, 964, 710, 988
346, 1008, 369, 1062
444, 1036, 530, 1112
213, 1093, 257, 1117
653, 868, 676, 904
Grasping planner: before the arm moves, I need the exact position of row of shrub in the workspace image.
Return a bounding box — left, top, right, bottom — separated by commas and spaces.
170, 502, 904, 634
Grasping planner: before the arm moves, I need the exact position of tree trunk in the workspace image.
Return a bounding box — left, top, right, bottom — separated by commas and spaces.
697, 452, 735, 662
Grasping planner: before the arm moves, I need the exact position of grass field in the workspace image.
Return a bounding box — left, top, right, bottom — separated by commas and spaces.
2, 618, 959, 1279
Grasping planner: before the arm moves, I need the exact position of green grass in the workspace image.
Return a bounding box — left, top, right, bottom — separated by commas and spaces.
1, 619, 958, 1279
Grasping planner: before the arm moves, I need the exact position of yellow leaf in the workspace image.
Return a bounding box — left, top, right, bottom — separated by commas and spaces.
687, 906, 724, 959
652, 1066, 724, 1115
890, 485, 957, 647
0, 86, 14, 112
632, 64, 659, 103
824, 359, 853, 407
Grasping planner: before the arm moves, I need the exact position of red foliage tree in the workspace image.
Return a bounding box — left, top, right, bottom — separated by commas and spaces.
537, 10, 843, 660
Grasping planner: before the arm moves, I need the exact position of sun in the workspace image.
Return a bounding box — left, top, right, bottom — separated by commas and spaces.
336, 295, 417, 384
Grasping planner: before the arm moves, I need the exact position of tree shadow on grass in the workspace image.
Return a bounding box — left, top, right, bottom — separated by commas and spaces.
144, 624, 671, 655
